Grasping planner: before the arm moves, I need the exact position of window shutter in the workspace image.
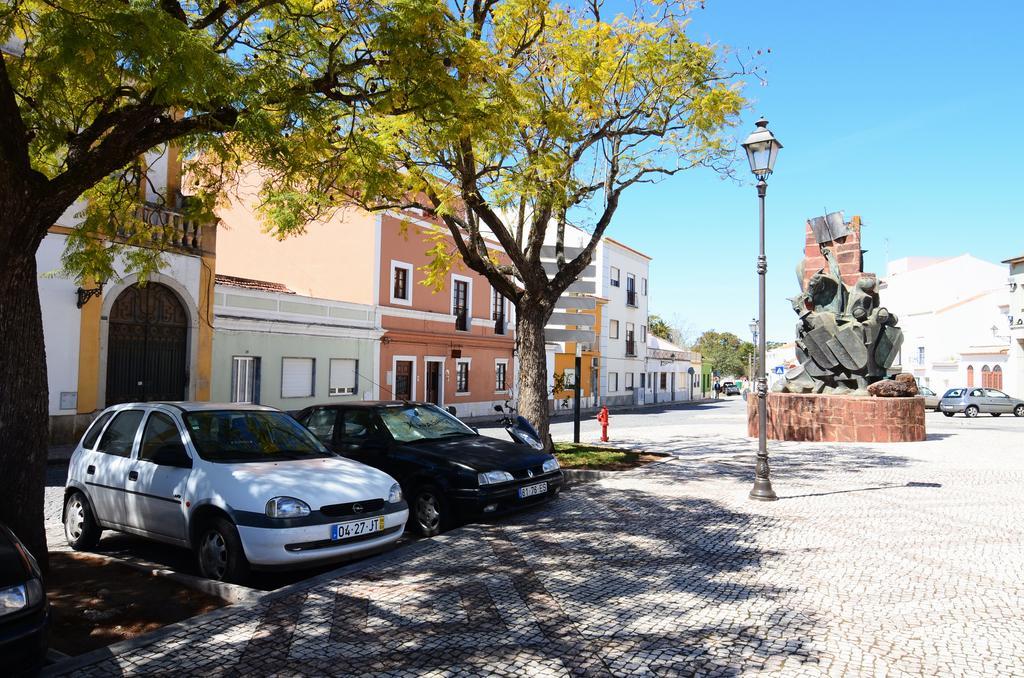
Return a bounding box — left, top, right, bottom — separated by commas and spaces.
329, 359, 358, 396
282, 358, 314, 398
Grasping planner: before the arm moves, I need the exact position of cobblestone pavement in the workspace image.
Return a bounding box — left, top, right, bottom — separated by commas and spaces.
49, 408, 1024, 676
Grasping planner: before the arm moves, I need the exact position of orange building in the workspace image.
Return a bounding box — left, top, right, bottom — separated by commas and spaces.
216, 177, 515, 418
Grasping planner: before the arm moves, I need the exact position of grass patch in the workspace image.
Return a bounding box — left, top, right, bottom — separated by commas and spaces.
554, 443, 666, 471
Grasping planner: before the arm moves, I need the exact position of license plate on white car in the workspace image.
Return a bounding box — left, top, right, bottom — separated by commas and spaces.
518, 482, 547, 499
331, 516, 385, 541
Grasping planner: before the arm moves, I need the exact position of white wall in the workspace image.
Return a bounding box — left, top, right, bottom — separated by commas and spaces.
37, 234, 82, 415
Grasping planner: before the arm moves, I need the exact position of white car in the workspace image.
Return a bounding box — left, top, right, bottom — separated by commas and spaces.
63, 402, 408, 582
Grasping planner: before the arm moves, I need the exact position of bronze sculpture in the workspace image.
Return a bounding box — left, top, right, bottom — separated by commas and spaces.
775, 247, 904, 395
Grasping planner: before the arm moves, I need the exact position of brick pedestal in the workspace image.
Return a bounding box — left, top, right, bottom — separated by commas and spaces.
747, 392, 926, 443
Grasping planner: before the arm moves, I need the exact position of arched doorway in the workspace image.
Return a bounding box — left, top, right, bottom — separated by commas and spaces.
106, 283, 189, 404
981, 365, 991, 388
992, 365, 1003, 390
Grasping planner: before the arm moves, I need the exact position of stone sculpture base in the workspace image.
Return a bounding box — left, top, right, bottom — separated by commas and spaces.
747, 393, 925, 443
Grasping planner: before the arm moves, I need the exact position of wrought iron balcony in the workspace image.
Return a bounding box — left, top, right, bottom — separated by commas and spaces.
455, 307, 469, 331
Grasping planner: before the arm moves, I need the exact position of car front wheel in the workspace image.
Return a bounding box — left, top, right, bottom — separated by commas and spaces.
1015, 405, 1024, 417
195, 517, 249, 583
64, 491, 101, 550
411, 485, 449, 538
965, 405, 980, 418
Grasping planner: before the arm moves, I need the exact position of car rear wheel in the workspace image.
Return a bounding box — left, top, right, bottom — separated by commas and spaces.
992, 413, 1001, 417
1015, 405, 1024, 417
64, 491, 101, 550
965, 405, 980, 418
411, 484, 449, 538
195, 517, 249, 583
943, 412, 954, 417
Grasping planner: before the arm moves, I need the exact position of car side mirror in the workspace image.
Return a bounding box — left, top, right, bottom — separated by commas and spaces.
446, 406, 457, 416
153, 443, 192, 469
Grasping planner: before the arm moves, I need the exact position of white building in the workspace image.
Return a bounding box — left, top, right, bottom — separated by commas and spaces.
881, 254, 1017, 396
1004, 252, 1024, 398
645, 335, 700, 402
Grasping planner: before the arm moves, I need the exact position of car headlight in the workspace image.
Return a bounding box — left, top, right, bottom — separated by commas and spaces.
265, 496, 311, 518
542, 457, 560, 473
477, 470, 515, 485
388, 483, 403, 503
0, 582, 29, 617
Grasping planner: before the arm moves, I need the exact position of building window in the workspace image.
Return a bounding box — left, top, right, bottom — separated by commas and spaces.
916, 346, 925, 365
642, 277, 647, 296
660, 372, 668, 390
231, 356, 260, 404
625, 372, 634, 390
452, 277, 471, 331
639, 373, 645, 389
608, 372, 618, 392
456, 360, 470, 393
625, 322, 636, 356
609, 319, 619, 339
281, 357, 315, 398
492, 287, 506, 334
626, 274, 637, 307
641, 325, 647, 342
329, 358, 358, 396
967, 365, 974, 387
495, 360, 508, 392
390, 261, 414, 305
610, 266, 620, 287
992, 365, 1003, 390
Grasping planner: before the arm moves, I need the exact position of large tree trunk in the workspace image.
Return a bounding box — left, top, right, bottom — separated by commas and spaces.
515, 298, 553, 447
0, 249, 51, 571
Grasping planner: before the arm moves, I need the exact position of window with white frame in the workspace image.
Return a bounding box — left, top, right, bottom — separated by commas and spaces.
625, 372, 634, 390
610, 266, 620, 287
495, 360, 508, 392
281, 357, 315, 398
329, 358, 358, 396
231, 356, 260, 404
609, 319, 619, 339
642, 277, 647, 296
608, 372, 618, 392
456, 360, 470, 393
390, 261, 414, 305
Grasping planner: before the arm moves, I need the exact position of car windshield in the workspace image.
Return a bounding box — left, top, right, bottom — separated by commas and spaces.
943, 389, 965, 398
377, 404, 476, 443
184, 410, 332, 463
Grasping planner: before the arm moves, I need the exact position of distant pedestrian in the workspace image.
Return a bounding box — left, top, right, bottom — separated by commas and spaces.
713, 381, 721, 400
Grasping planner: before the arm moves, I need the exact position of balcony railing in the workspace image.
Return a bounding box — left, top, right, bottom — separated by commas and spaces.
115, 203, 203, 253
626, 290, 637, 307
625, 339, 636, 356
455, 307, 469, 331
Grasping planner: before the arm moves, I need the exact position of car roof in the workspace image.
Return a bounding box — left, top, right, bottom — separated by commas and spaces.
106, 402, 280, 413
302, 401, 433, 410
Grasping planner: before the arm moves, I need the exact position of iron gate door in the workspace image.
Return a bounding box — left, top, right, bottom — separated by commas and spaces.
106, 283, 189, 405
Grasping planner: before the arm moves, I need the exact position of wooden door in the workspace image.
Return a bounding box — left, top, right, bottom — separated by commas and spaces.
395, 360, 413, 401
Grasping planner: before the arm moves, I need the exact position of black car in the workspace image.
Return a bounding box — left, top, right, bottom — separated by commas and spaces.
722, 382, 741, 396
0, 524, 49, 674
296, 402, 563, 536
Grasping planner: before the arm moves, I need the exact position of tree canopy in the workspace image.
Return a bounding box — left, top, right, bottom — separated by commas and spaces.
694, 330, 754, 378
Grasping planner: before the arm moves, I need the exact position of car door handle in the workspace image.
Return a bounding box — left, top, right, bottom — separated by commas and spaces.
86, 465, 95, 475
128, 471, 139, 481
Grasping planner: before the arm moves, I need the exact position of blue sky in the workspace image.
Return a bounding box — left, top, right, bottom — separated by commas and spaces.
599, 0, 1024, 343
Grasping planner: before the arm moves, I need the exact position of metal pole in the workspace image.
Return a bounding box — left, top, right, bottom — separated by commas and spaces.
573, 353, 582, 443
750, 180, 778, 501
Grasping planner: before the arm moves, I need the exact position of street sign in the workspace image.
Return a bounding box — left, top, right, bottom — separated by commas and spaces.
548, 312, 596, 327
773, 366, 785, 374
544, 328, 596, 343
555, 296, 597, 310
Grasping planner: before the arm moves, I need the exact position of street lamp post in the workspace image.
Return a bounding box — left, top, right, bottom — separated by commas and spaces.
748, 317, 758, 383
741, 118, 782, 502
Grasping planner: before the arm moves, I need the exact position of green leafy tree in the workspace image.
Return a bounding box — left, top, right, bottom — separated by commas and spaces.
648, 314, 673, 341
0, 0, 453, 565
276, 0, 750, 444
694, 330, 755, 378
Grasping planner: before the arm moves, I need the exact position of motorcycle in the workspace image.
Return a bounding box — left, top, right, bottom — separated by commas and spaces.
493, 402, 545, 450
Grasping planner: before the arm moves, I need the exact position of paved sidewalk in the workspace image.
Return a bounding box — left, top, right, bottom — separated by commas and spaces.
50, 421, 1024, 676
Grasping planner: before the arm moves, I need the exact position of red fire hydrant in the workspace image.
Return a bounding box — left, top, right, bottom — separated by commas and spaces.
597, 406, 610, 442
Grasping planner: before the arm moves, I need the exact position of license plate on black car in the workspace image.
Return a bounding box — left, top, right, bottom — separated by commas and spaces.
331, 516, 385, 541
518, 482, 547, 499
